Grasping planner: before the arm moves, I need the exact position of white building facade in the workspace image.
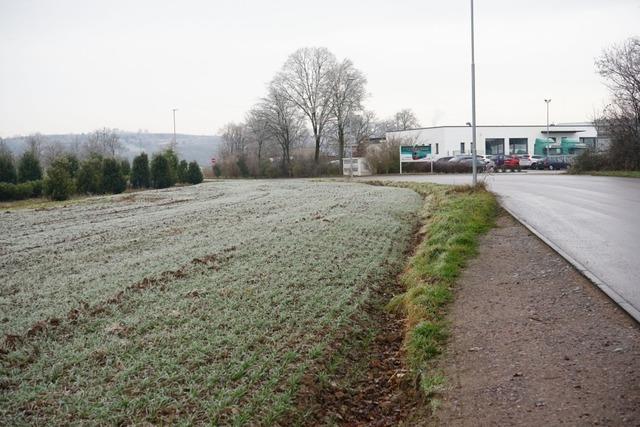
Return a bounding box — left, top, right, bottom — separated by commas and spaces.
386, 124, 598, 158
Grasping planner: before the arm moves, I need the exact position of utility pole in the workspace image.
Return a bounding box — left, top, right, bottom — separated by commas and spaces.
544, 99, 551, 158
470, 0, 478, 186
172, 108, 178, 146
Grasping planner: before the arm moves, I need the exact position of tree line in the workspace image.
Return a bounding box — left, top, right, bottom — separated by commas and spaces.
0, 129, 203, 202
215, 47, 421, 178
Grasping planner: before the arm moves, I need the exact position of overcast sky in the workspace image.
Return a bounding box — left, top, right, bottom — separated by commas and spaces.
1, 0, 638, 137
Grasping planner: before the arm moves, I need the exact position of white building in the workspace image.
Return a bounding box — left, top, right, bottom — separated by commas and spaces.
386, 124, 598, 158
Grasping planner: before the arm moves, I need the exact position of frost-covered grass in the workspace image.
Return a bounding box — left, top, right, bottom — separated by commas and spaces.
0, 180, 421, 425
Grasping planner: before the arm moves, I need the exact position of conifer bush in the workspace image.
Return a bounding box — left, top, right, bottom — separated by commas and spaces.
131, 153, 150, 188
101, 158, 126, 194
150, 153, 172, 188
177, 159, 189, 183
44, 161, 74, 201
77, 156, 103, 194
187, 161, 204, 184
17, 151, 42, 183
0, 150, 17, 184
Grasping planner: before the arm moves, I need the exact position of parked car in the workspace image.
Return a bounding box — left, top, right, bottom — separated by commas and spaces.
517, 154, 533, 168
493, 154, 521, 172
460, 157, 486, 171
447, 155, 471, 163
529, 155, 545, 169
448, 156, 485, 170
536, 157, 569, 170
436, 155, 485, 173
435, 156, 454, 163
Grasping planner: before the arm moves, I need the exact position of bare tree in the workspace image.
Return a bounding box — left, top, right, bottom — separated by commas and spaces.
41, 141, 67, 169
25, 133, 44, 158
259, 84, 307, 175
245, 108, 271, 166
85, 128, 121, 157
219, 122, 248, 157
330, 59, 367, 168
273, 47, 337, 165
595, 37, 640, 170
392, 108, 421, 131
347, 110, 378, 155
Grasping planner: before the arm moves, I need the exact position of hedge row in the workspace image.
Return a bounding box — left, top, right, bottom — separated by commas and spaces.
0, 180, 44, 201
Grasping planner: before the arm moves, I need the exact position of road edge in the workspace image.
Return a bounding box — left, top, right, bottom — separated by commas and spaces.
498, 201, 640, 324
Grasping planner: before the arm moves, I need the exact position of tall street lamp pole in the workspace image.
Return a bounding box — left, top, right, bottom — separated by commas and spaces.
349, 135, 354, 178
544, 99, 551, 157
470, 0, 478, 186
346, 77, 356, 178
172, 108, 178, 146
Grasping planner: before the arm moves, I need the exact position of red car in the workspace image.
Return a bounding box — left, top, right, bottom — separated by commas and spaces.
494, 154, 521, 172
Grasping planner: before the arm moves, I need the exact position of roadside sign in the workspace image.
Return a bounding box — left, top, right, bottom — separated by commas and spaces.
400, 145, 431, 162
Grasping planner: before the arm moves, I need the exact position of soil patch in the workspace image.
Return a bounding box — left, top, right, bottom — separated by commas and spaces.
433, 213, 640, 426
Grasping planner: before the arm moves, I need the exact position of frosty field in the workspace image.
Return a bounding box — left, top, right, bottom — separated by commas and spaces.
0, 180, 421, 424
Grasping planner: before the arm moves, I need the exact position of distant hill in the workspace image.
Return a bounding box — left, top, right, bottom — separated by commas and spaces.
1, 131, 222, 166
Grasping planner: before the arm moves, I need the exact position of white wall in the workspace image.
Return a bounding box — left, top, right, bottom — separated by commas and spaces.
387, 125, 598, 158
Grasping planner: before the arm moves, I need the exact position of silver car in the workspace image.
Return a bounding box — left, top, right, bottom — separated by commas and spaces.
517, 154, 533, 168
529, 155, 545, 169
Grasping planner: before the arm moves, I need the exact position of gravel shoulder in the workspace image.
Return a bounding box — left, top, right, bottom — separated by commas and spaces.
433, 212, 640, 426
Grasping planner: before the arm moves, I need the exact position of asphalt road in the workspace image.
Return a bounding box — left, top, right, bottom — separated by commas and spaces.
368, 171, 640, 322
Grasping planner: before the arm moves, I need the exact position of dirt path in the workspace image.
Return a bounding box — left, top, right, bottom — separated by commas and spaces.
434, 213, 640, 426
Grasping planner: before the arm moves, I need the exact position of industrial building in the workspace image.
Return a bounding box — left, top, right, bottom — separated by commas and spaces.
386, 124, 599, 158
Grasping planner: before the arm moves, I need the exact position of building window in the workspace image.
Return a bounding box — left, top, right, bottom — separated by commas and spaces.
436, 143, 439, 154
580, 137, 596, 150
509, 138, 528, 154
460, 142, 465, 154
485, 138, 504, 155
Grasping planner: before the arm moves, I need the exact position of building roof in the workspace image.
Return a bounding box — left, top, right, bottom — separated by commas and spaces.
386, 124, 594, 133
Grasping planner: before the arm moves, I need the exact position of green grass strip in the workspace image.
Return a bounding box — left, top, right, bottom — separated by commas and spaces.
371, 181, 498, 395
584, 170, 640, 178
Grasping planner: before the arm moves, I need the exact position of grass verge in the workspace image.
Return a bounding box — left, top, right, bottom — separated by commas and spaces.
370, 181, 498, 395
584, 170, 640, 178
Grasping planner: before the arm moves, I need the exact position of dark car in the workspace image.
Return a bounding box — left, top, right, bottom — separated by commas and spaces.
435, 156, 454, 163
447, 155, 486, 171
537, 157, 569, 170
459, 157, 486, 170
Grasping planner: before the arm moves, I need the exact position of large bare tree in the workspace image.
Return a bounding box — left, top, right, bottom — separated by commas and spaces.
273, 47, 336, 165
347, 110, 378, 154
596, 37, 640, 170
258, 85, 307, 175
330, 59, 366, 168
392, 108, 421, 131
